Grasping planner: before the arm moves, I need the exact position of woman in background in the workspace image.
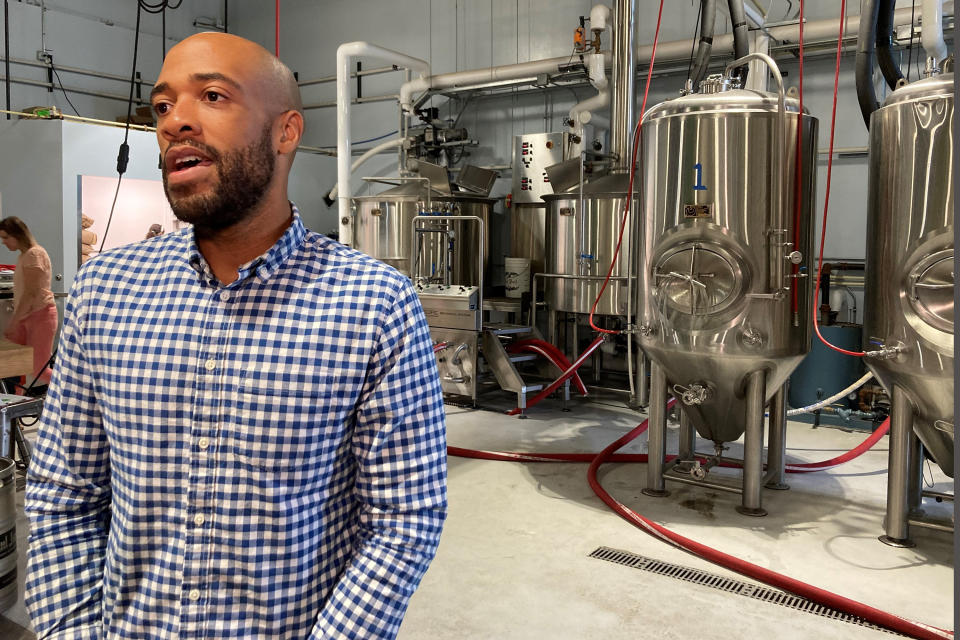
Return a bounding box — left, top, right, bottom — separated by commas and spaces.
0, 217, 58, 388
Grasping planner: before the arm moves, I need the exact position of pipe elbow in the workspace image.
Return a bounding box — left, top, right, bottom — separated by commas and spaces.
590, 4, 611, 32
400, 76, 430, 113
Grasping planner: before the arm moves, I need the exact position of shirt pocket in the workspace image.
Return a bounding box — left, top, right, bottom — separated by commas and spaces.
231, 366, 348, 473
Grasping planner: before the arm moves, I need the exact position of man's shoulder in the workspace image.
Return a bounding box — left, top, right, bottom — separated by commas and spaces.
76, 231, 186, 284
302, 230, 410, 290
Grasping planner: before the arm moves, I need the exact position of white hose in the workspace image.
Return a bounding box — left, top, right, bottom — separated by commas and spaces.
327, 137, 404, 201
786, 372, 875, 416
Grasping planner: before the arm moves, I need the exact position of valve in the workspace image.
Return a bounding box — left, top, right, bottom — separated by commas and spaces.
673, 383, 712, 406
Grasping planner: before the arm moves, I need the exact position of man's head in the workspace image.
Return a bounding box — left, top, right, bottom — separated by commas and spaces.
151, 33, 304, 235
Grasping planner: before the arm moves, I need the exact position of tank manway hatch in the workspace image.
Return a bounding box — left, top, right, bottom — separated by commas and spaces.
653, 243, 742, 316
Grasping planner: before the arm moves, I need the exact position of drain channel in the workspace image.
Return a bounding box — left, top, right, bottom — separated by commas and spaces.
589, 546, 904, 636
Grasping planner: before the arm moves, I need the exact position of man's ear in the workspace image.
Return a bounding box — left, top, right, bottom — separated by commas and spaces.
276, 110, 304, 153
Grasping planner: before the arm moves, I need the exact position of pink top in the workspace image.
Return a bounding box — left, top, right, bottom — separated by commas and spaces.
13, 245, 55, 319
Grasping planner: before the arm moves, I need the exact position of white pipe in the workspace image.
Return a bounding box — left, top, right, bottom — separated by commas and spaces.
337, 42, 429, 246
326, 138, 405, 201
399, 52, 611, 110
569, 53, 609, 138
922, 0, 949, 64
786, 372, 874, 416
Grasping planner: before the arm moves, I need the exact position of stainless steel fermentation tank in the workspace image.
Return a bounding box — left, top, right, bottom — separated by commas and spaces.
636, 70, 818, 515
864, 73, 954, 546
352, 182, 493, 286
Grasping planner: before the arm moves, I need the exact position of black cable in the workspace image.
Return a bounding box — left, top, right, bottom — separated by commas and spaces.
162, 4, 166, 61
4, 0, 10, 120
49, 61, 81, 117
100, 2, 143, 254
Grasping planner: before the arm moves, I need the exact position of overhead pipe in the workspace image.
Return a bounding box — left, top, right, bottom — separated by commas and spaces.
568, 53, 609, 139
568, 5, 612, 139
336, 42, 429, 247
689, 0, 717, 90
855, 0, 881, 127
399, 52, 611, 113
876, 0, 904, 89
922, 0, 949, 65
324, 137, 405, 204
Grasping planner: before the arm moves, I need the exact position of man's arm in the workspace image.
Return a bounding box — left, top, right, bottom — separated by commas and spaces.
312, 277, 447, 640
25, 274, 111, 640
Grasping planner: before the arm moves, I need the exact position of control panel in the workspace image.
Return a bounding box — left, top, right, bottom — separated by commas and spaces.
511, 133, 581, 204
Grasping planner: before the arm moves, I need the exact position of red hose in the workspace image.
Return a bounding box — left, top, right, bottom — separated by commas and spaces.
452, 415, 890, 473
585, 421, 951, 640
813, 0, 867, 357
448, 414, 951, 639
274, 0, 280, 57
506, 339, 589, 396
506, 335, 605, 415
785, 418, 889, 472
587, 0, 665, 335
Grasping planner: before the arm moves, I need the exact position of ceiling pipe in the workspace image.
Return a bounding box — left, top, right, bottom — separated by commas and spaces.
609, 0, 636, 171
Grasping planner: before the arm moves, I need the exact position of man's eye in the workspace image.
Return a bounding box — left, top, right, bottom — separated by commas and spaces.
206, 91, 221, 102
153, 103, 169, 115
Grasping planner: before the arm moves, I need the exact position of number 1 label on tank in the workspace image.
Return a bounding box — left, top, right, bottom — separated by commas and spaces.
693, 162, 707, 191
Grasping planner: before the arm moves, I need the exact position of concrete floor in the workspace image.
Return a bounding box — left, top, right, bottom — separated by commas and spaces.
3, 395, 955, 639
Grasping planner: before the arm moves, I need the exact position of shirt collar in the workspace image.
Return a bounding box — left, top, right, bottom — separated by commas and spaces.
186, 204, 307, 286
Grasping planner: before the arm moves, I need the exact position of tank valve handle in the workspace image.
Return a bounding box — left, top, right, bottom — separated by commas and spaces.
865, 343, 905, 360
673, 383, 712, 406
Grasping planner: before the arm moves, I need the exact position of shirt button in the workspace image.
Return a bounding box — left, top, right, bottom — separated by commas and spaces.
204, 358, 216, 371
219, 291, 230, 302
188, 589, 200, 601
193, 513, 205, 526
197, 437, 209, 450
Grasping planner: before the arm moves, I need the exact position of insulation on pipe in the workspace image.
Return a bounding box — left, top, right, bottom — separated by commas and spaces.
727, 0, 750, 84
689, 0, 717, 90
876, 0, 905, 89
855, 0, 881, 127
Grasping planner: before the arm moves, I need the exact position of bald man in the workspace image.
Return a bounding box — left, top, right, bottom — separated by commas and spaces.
25, 33, 447, 640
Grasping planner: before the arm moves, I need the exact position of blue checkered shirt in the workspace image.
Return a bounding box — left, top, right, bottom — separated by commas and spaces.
24, 207, 447, 639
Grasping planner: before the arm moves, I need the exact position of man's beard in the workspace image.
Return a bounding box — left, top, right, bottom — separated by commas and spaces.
163, 123, 275, 236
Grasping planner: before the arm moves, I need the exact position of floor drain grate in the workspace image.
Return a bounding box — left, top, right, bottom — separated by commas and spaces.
589, 546, 904, 636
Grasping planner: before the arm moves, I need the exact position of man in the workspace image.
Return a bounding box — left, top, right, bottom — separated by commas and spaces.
25, 33, 447, 639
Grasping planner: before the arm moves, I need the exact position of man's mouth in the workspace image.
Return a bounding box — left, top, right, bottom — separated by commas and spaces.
165, 146, 216, 186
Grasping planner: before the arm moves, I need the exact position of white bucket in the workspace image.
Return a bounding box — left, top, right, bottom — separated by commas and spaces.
504, 257, 531, 298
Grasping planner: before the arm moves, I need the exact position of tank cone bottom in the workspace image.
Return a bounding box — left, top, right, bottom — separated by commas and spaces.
735, 506, 768, 517
878, 535, 916, 548
642, 488, 670, 498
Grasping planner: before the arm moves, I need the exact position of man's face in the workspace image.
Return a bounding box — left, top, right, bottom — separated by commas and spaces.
151, 38, 278, 235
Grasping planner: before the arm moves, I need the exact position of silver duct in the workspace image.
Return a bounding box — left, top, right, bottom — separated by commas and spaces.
609, 0, 637, 171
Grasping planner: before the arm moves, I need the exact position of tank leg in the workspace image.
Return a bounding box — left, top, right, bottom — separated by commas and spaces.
879, 386, 916, 547
765, 383, 790, 490
547, 309, 557, 348
678, 407, 695, 460
642, 361, 669, 497
906, 435, 924, 518
737, 370, 768, 517
636, 351, 650, 408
